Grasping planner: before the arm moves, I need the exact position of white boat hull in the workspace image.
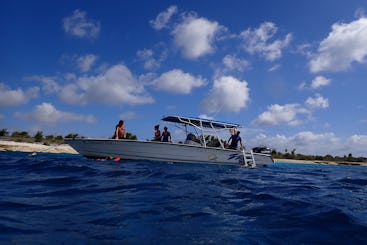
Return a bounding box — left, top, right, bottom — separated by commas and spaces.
66, 139, 274, 166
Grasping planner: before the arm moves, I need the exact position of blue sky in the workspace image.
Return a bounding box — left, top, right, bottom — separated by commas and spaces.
1, 0, 367, 156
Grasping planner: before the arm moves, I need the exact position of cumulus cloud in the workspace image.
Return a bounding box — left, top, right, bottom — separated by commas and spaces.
309, 17, 367, 73
172, 15, 220, 59
298, 76, 331, 90
15, 102, 95, 124
0, 83, 39, 107
63, 9, 100, 39
153, 69, 206, 94
150, 5, 178, 30
305, 94, 329, 109
222, 54, 251, 72
136, 48, 167, 70
202, 76, 250, 113
59, 64, 154, 105
136, 49, 158, 70
25, 75, 60, 94
240, 22, 292, 61
347, 135, 367, 156
310, 75, 331, 89
252, 104, 310, 126
249, 132, 366, 156
76, 54, 98, 73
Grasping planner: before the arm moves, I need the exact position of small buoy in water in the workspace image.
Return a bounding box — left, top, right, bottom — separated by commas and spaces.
114, 157, 121, 161
28, 152, 37, 157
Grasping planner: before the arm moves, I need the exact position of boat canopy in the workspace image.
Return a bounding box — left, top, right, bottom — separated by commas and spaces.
161, 116, 241, 130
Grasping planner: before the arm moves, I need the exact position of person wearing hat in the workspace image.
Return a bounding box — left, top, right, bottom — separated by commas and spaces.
161, 126, 171, 142
153, 125, 161, 141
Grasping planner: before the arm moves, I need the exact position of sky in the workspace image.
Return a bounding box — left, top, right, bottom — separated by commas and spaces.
1, 0, 367, 157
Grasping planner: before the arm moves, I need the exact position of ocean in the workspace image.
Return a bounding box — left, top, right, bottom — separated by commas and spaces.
0, 151, 366, 244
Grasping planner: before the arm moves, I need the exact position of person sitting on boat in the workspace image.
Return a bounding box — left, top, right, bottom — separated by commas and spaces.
113, 120, 126, 139
153, 125, 161, 141
228, 131, 243, 150
229, 127, 237, 136
185, 133, 201, 145
161, 126, 171, 142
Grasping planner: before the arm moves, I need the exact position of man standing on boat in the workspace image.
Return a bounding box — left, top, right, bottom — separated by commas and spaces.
228, 131, 243, 150
161, 126, 171, 142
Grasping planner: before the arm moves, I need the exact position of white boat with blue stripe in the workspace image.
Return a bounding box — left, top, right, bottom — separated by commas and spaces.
66, 116, 274, 167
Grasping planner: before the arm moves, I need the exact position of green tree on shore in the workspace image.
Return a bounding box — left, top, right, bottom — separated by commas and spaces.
0, 128, 9, 136
34, 131, 44, 142
126, 132, 138, 140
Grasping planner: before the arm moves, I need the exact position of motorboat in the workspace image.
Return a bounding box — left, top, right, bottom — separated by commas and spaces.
65, 116, 274, 167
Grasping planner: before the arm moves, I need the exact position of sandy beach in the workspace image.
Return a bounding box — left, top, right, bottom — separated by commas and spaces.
0, 140, 77, 154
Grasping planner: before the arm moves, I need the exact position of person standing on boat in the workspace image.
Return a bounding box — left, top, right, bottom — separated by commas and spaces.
153, 125, 161, 141
161, 126, 171, 142
113, 120, 126, 139
228, 131, 243, 150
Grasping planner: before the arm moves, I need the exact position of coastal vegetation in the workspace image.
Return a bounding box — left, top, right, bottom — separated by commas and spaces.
271, 149, 366, 163
0, 129, 137, 145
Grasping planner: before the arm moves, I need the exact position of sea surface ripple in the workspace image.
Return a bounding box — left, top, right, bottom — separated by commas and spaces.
0, 151, 366, 244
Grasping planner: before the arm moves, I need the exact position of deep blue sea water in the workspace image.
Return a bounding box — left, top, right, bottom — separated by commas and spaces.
0, 151, 366, 244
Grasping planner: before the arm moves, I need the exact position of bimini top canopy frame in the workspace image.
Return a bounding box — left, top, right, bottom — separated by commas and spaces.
161, 116, 241, 149
161, 116, 241, 130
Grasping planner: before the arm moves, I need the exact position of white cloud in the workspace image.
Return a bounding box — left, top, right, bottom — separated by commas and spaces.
25, 75, 60, 94
295, 43, 313, 57
297, 81, 307, 90
59, 64, 154, 105
309, 17, 367, 73
137, 49, 158, 70
347, 135, 367, 156
298, 76, 331, 90
252, 104, 309, 126
172, 15, 220, 59
202, 76, 250, 113
63, 9, 100, 39
0, 83, 39, 107
15, 102, 95, 124
240, 22, 292, 61
198, 114, 214, 120
310, 75, 331, 89
305, 94, 329, 109
249, 132, 367, 156
268, 64, 281, 72
153, 69, 206, 94
150, 5, 178, 30
76, 54, 98, 73
136, 48, 167, 70
222, 55, 251, 72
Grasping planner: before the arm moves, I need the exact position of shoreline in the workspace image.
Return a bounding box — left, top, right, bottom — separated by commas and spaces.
0, 140, 77, 154
273, 158, 367, 167
0, 140, 366, 166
